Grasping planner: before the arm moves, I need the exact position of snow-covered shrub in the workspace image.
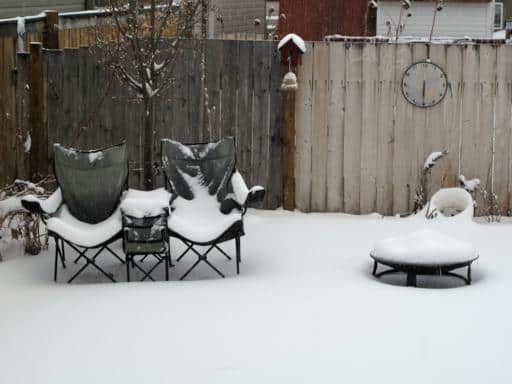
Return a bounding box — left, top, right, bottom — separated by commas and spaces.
459, 174, 501, 222
412, 150, 448, 214
0, 177, 53, 259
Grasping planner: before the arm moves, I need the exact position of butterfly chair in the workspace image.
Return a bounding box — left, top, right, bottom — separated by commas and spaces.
22, 142, 128, 283
161, 137, 265, 280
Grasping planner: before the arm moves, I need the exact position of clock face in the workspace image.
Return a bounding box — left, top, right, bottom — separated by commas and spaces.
401, 61, 448, 108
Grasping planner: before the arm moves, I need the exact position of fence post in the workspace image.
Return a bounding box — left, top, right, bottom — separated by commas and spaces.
85, 0, 96, 10
43, 11, 59, 49
281, 77, 297, 211
15, 53, 32, 181
29, 43, 46, 180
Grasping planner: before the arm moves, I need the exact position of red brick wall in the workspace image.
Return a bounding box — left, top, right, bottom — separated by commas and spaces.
278, 0, 371, 41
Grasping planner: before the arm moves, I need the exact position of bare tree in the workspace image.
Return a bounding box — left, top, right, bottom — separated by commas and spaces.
94, 0, 206, 189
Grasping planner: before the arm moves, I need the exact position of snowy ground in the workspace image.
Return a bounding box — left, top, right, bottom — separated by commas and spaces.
1, 209, 512, 383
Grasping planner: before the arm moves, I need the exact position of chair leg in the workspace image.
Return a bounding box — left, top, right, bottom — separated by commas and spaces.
215, 244, 232, 260
54, 239, 59, 282
180, 244, 226, 280
168, 243, 174, 268
165, 253, 170, 281
60, 239, 66, 269
105, 246, 125, 265
126, 254, 131, 282
180, 258, 202, 281
67, 246, 116, 283
235, 236, 241, 275
177, 241, 194, 262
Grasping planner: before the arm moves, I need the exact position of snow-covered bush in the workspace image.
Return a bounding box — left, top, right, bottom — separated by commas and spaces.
0, 177, 53, 259
459, 174, 501, 222
412, 150, 448, 214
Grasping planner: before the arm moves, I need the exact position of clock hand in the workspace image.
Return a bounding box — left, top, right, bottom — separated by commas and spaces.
422, 80, 426, 103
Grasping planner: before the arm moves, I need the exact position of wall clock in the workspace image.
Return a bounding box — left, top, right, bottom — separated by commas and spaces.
401, 61, 448, 108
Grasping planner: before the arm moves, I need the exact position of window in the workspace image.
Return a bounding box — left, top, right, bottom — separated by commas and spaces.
495, 2, 504, 30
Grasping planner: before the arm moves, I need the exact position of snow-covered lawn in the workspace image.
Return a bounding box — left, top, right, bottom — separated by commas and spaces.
1, 209, 511, 383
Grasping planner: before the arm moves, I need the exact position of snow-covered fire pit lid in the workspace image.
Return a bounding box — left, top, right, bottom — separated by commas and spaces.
371, 228, 478, 267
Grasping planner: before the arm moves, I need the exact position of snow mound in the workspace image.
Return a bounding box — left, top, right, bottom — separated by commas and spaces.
22, 188, 62, 214
168, 173, 241, 243
120, 188, 171, 218
371, 228, 478, 266
47, 206, 122, 247
0, 196, 24, 216
428, 188, 474, 220
278, 33, 306, 53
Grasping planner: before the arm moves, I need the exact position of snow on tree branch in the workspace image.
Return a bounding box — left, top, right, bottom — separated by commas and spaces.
424, 150, 448, 171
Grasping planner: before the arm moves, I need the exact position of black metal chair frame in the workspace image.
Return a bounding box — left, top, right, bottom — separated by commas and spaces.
122, 212, 171, 282
52, 231, 124, 283
169, 222, 243, 280
371, 255, 477, 287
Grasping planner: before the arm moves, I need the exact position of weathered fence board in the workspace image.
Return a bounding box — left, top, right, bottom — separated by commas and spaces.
443, 45, 463, 188
326, 43, 345, 212
268, 44, 285, 209
376, 42, 395, 216
392, 44, 412, 214
360, 43, 378, 214
311, 42, 329, 211
476, 44, 497, 215
495, 45, 512, 214
0, 37, 17, 187
427, 45, 449, 197
295, 41, 512, 216
460, 46, 480, 213
42, 39, 284, 209
295, 42, 314, 211
343, 43, 363, 214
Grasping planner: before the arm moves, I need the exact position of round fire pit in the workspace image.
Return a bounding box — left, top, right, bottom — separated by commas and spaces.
370, 229, 479, 287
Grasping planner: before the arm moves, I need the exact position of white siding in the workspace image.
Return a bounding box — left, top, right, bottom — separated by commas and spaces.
377, 2, 495, 39
0, 0, 84, 18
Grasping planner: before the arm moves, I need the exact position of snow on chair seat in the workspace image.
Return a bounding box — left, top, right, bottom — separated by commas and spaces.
371, 228, 478, 287
120, 188, 171, 218
47, 205, 122, 248
168, 192, 242, 244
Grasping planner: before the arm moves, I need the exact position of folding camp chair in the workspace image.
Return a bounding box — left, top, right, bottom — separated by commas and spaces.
22, 142, 128, 283
161, 137, 265, 280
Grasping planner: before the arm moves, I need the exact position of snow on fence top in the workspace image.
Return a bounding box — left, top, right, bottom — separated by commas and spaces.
323, 34, 508, 45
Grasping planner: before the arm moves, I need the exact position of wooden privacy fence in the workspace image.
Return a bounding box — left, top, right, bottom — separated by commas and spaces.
294, 41, 512, 216
0, 9, 176, 187
40, 39, 284, 208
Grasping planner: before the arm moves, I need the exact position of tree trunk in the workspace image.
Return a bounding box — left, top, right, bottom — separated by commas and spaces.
143, 97, 155, 190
